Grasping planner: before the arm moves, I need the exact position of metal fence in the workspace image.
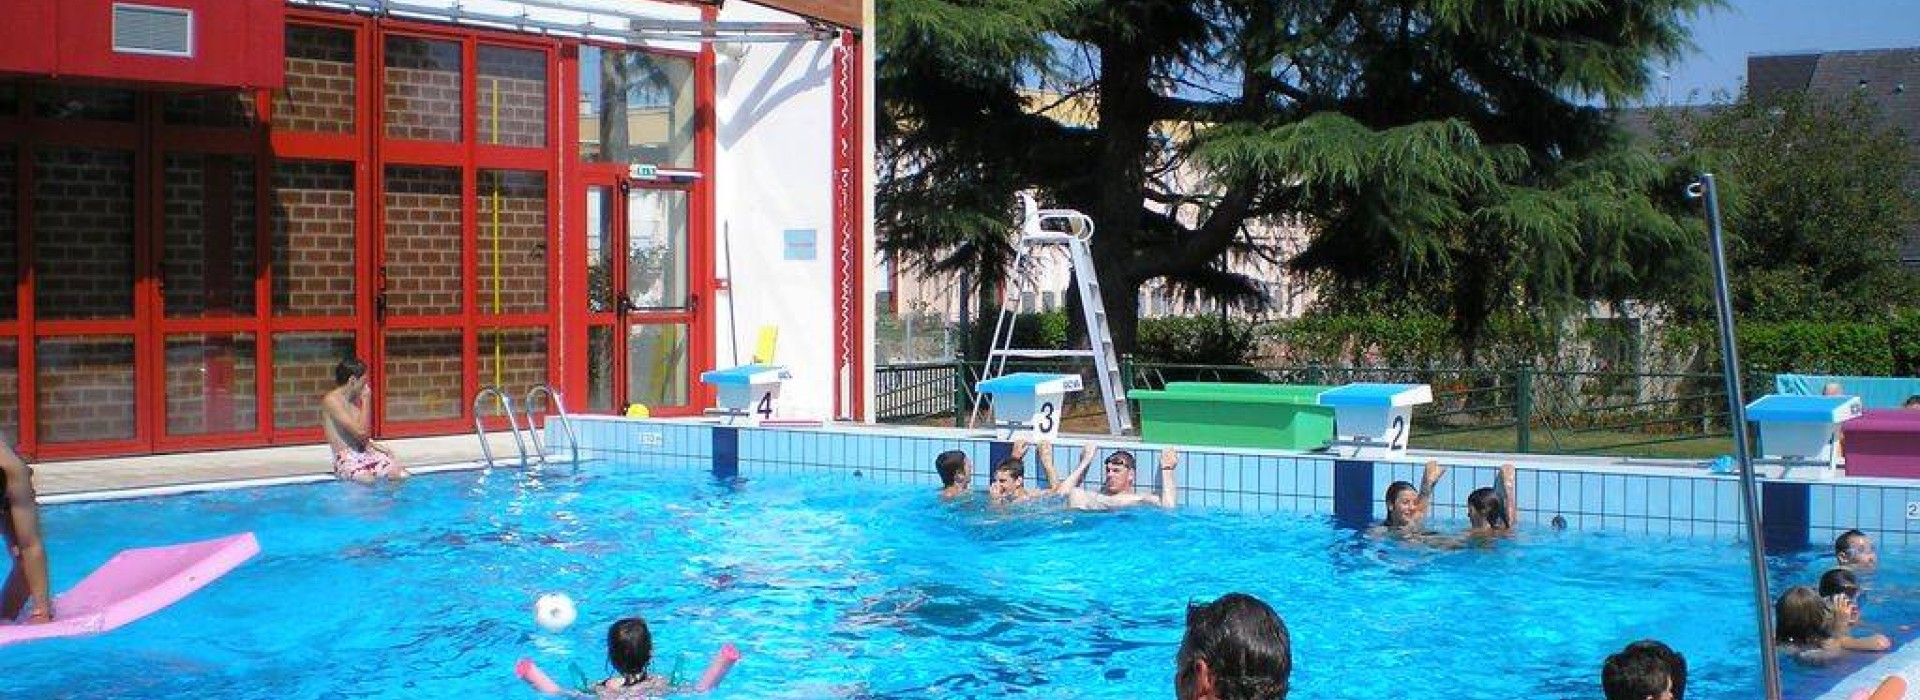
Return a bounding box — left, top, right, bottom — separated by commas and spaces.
874, 360, 1752, 459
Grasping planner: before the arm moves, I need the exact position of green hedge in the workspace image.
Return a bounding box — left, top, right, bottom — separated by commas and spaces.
1135, 316, 1260, 365
1265, 313, 1919, 377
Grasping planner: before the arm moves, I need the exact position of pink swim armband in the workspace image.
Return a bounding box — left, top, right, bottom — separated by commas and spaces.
515, 658, 567, 695
695, 643, 742, 691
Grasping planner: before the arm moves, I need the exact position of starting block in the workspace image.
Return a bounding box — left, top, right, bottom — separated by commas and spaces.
976, 372, 1082, 440
1746, 394, 1863, 479
1318, 383, 1434, 460
699, 364, 792, 426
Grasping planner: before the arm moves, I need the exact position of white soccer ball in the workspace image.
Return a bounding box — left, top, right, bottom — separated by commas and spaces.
534, 593, 577, 633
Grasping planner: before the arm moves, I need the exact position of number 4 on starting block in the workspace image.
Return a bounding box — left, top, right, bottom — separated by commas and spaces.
699, 364, 792, 425
976, 373, 1082, 440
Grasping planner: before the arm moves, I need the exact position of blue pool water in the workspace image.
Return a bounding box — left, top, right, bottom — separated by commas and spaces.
9, 463, 1775, 699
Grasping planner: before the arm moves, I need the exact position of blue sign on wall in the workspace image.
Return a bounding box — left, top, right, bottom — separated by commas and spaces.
783, 229, 817, 261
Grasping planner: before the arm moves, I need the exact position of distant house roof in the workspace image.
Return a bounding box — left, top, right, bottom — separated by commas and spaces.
1749, 48, 1920, 149
1746, 47, 1920, 264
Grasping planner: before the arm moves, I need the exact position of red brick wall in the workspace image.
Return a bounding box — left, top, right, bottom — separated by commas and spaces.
385, 36, 462, 142
164, 334, 259, 435
164, 154, 259, 317
0, 145, 16, 321
271, 160, 357, 316
277, 24, 356, 134
35, 337, 136, 444
383, 330, 462, 421
384, 165, 463, 316
477, 170, 547, 314
34, 147, 135, 320
477, 45, 547, 147
478, 327, 548, 395
271, 332, 354, 431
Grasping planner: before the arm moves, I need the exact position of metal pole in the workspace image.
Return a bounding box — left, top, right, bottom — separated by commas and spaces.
1691, 173, 1781, 700
1515, 361, 1533, 453
724, 224, 739, 366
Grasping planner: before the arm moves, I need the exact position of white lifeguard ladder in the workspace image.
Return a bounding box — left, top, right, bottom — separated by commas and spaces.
969, 194, 1132, 436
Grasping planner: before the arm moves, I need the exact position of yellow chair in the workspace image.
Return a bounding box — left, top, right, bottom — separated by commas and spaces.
751, 326, 779, 364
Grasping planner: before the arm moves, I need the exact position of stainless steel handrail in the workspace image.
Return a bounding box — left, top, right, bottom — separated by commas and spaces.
525, 384, 580, 466
472, 385, 533, 468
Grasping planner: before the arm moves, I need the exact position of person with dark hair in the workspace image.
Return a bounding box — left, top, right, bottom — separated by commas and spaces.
1621, 640, 1687, 700
1602, 641, 1678, 700
1049, 444, 1179, 511
1465, 463, 1520, 533
322, 357, 410, 484
1382, 461, 1445, 531
987, 440, 1058, 505
1, 438, 52, 624
1775, 585, 1889, 663
1904, 395, 1920, 409
935, 450, 973, 500
596, 617, 670, 697
1175, 592, 1291, 700
1820, 568, 1862, 620
1836, 529, 1877, 570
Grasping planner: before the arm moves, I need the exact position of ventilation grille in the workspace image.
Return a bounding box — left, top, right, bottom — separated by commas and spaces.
113, 4, 193, 57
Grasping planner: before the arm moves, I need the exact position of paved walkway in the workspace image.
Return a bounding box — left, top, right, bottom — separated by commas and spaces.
30, 433, 531, 496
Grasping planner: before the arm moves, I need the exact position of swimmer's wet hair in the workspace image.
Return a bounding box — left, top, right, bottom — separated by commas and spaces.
1179, 593, 1291, 700
1466, 487, 1508, 529
608, 617, 655, 680
935, 450, 968, 487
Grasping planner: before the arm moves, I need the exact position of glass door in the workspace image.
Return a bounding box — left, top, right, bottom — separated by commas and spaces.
581, 181, 698, 415
619, 185, 693, 412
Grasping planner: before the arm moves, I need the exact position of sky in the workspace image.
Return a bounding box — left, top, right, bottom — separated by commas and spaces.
1651, 0, 1920, 105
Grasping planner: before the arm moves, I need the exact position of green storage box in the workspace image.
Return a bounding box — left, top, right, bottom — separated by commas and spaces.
1128, 382, 1336, 450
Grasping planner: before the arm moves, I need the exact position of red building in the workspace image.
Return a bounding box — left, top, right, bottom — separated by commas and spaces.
0, 0, 867, 459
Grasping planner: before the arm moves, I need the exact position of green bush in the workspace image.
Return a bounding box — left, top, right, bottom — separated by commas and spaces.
1890, 309, 1920, 376
1008, 310, 1070, 351
1733, 322, 1894, 377
1135, 316, 1260, 365
1265, 313, 1454, 366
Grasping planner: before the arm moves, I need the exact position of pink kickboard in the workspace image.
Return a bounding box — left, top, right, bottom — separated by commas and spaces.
0, 532, 260, 647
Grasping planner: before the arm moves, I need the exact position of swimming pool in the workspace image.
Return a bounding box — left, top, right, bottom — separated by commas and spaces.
11, 462, 1771, 699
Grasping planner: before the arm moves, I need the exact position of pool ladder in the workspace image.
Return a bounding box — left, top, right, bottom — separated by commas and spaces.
471, 384, 580, 468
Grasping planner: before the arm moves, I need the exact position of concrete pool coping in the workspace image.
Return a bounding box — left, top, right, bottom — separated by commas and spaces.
31, 418, 1920, 498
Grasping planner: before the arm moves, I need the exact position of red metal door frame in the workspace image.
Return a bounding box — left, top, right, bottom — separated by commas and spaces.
149, 99, 275, 452
0, 86, 24, 455
12, 91, 150, 460
561, 38, 716, 417
266, 9, 376, 447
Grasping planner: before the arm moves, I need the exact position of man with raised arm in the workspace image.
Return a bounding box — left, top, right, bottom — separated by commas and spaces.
1048, 444, 1179, 511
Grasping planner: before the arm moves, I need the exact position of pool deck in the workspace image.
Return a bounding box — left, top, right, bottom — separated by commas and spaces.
29, 433, 529, 496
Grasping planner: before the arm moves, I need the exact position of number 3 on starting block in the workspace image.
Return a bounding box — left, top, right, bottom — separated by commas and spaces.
976, 373, 1082, 440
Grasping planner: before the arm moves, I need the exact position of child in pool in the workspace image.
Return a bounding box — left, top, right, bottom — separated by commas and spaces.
1465, 463, 1520, 534
1774, 586, 1890, 664
1381, 461, 1446, 532
595, 617, 672, 698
